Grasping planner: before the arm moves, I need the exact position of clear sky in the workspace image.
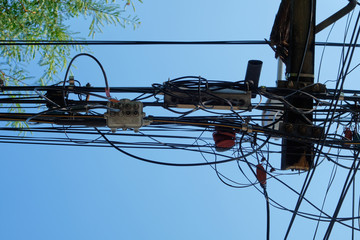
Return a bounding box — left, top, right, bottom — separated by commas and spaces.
1, 1, 359, 239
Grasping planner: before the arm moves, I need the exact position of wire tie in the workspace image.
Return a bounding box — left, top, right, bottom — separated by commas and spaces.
339, 92, 344, 101
241, 124, 252, 133
286, 73, 314, 79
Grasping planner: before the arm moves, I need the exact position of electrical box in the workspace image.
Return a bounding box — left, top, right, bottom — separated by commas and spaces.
164, 89, 252, 110
104, 99, 150, 132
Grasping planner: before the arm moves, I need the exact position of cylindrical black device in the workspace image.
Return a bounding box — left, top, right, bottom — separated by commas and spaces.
245, 60, 263, 97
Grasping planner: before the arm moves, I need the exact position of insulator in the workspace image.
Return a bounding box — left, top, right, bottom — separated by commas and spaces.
69, 76, 75, 86
344, 128, 353, 140
213, 129, 236, 152
256, 164, 267, 186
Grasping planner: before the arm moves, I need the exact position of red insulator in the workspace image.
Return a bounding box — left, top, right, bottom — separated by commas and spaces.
256, 164, 267, 186
344, 128, 353, 140
213, 130, 236, 151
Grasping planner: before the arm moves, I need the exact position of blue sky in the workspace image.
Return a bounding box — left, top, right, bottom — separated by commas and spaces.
1, 1, 360, 239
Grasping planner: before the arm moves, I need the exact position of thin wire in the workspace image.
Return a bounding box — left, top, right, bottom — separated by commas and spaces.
317, 23, 336, 83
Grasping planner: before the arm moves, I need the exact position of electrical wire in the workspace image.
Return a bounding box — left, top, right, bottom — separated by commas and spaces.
1, 39, 360, 48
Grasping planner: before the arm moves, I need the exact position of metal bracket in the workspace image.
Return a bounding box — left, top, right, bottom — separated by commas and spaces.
315, 0, 356, 34
280, 123, 323, 139
277, 80, 326, 93
164, 89, 252, 110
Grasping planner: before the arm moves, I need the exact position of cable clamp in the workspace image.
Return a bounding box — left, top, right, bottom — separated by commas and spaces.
68, 76, 75, 90
286, 73, 314, 79
339, 92, 344, 101
241, 124, 252, 133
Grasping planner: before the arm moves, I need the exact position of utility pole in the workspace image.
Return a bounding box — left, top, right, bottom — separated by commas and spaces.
281, 0, 316, 170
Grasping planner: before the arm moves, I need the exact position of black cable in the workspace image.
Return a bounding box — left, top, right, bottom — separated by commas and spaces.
264, 188, 270, 240
353, 173, 355, 240
295, 0, 314, 84
0, 40, 267, 45
1, 39, 360, 47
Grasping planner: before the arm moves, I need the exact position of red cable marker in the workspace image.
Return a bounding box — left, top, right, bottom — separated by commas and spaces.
105, 88, 120, 103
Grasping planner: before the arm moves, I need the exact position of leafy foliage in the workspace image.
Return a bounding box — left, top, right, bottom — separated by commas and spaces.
0, 0, 142, 86
0, 0, 142, 129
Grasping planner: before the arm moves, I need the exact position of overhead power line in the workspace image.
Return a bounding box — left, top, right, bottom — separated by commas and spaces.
0, 39, 360, 47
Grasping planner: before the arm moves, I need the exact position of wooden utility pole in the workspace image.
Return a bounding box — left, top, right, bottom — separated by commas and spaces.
281, 0, 316, 170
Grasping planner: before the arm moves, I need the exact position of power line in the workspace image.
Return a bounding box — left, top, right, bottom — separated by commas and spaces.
1, 39, 360, 47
